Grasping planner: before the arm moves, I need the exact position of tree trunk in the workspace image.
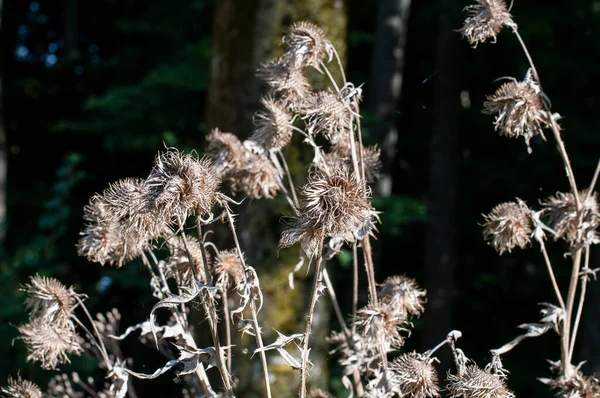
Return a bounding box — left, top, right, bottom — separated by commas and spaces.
367, 0, 411, 198
421, 15, 459, 365
205, 1, 347, 395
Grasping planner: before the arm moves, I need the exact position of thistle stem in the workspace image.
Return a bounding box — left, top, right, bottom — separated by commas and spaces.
563, 249, 582, 378
569, 246, 590, 363
75, 296, 112, 371
538, 240, 566, 311
586, 158, 600, 199
351, 241, 359, 334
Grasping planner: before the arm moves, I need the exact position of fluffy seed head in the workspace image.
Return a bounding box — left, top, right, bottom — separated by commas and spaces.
542, 371, 600, 398
280, 166, 375, 257
206, 129, 247, 171
446, 365, 515, 398
251, 97, 294, 152
144, 150, 220, 220
165, 236, 209, 285
1, 375, 42, 398
378, 275, 427, 318
355, 303, 409, 350
283, 21, 332, 69
541, 190, 600, 247
482, 200, 532, 255
258, 57, 311, 108
391, 352, 440, 398
214, 250, 245, 289
459, 0, 514, 47
322, 144, 382, 183
22, 275, 77, 326
19, 318, 83, 370
483, 72, 549, 153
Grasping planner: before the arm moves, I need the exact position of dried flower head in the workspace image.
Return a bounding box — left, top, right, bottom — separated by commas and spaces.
1, 375, 42, 398
165, 236, 209, 285
378, 275, 427, 318
280, 166, 376, 257
391, 352, 440, 398
308, 388, 334, 398
77, 179, 159, 267
482, 200, 532, 255
459, 0, 514, 47
541, 190, 600, 246
214, 249, 245, 289
144, 150, 220, 220
483, 71, 550, 153
22, 275, 77, 326
541, 370, 600, 398
19, 318, 83, 370
356, 303, 409, 350
446, 365, 515, 398
258, 57, 312, 108
206, 128, 247, 171
283, 21, 332, 69
250, 97, 294, 152
322, 144, 382, 183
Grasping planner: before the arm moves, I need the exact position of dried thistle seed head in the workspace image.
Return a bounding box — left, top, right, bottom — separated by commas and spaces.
225, 148, 282, 199
145, 150, 220, 220
214, 249, 245, 289
1, 375, 42, 398
391, 352, 440, 398
323, 144, 383, 183
356, 303, 409, 350
301, 88, 358, 146
22, 275, 77, 326
459, 0, 513, 47
258, 57, 312, 108
250, 97, 294, 152
18, 318, 83, 370
283, 21, 332, 69
165, 236, 209, 285
378, 275, 427, 318
542, 372, 600, 398
280, 166, 376, 257
446, 365, 515, 398
483, 72, 549, 153
206, 128, 247, 171
541, 190, 600, 246
482, 200, 532, 255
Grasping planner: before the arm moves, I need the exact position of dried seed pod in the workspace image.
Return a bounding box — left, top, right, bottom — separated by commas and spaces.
164, 236, 209, 285
355, 303, 409, 350
19, 318, 83, 370
459, 0, 514, 47
258, 57, 312, 108
378, 275, 427, 318
446, 365, 515, 398
482, 200, 532, 255
22, 275, 78, 327
541, 190, 600, 247
1, 375, 42, 398
214, 249, 245, 290
250, 97, 294, 152
283, 21, 332, 69
391, 352, 440, 398
483, 71, 550, 153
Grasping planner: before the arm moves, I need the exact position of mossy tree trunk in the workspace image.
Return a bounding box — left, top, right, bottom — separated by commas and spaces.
205, 1, 347, 396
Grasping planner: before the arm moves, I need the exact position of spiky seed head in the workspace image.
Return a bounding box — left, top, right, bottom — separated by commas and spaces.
356, 303, 409, 350
322, 144, 382, 183
308, 388, 334, 398
225, 149, 282, 199
541, 190, 600, 247
258, 57, 312, 108
378, 275, 427, 318
459, 0, 514, 47
18, 318, 83, 370
165, 236, 209, 285
280, 166, 376, 257
22, 275, 77, 326
483, 72, 549, 153
283, 21, 332, 69
391, 352, 440, 398
542, 371, 600, 398
206, 128, 247, 171
482, 200, 532, 255
251, 97, 294, 152
446, 365, 515, 398
144, 150, 220, 220
1, 375, 42, 398
214, 249, 245, 289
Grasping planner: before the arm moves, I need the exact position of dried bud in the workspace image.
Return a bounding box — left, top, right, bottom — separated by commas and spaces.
165, 236, 209, 285
541, 190, 600, 247
280, 166, 376, 257
206, 128, 247, 171
446, 365, 515, 398
22, 275, 77, 326
482, 200, 532, 255
322, 144, 382, 183
483, 71, 549, 153
378, 275, 427, 318
356, 303, 409, 350
251, 97, 294, 152
1, 375, 42, 398
283, 21, 332, 69
19, 318, 83, 370
541, 371, 600, 398
145, 150, 220, 220
459, 0, 514, 47
258, 57, 311, 108
214, 249, 245, 289
391, 352, 440, 398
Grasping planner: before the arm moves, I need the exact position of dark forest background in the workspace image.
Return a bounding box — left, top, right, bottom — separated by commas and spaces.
1, 0, 599, 396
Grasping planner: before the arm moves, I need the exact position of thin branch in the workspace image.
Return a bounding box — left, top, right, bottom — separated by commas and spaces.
351, 241, 359, 335
75, 296, 112, 371
538, 239, 566, 311
586, 158, 600, 199
569, 246, 591, 363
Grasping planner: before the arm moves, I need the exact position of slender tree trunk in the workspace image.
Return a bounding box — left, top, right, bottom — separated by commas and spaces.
421, 15, 459, 363
0, 0, 7, 246
367, 0, 411, 198
206, 1, 347, 395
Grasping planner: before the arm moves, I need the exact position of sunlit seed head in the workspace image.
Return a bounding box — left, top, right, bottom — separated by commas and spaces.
482, 200, 532, 255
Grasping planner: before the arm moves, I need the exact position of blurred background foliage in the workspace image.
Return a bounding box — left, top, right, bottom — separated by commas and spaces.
1, 0, 599, 396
